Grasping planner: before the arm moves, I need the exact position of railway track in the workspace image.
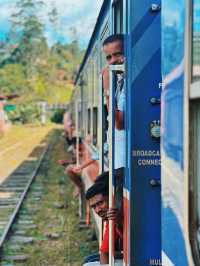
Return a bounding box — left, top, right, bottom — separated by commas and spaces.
0, 142, 49, 264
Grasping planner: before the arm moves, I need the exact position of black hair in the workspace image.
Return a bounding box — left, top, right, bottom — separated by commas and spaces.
103, 34, 124, 47
95, 171, 109, 185
85, 181, 108, 201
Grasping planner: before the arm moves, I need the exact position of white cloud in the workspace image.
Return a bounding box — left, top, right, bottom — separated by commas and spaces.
43, 0, 104, 46
0, 0, 104, 47
0, 2, 16, 21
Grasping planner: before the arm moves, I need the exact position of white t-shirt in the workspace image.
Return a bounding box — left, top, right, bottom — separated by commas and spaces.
114, 82, 126, 169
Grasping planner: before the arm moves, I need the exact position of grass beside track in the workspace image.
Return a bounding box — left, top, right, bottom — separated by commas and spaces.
11, 128, 98, 266
0, 124, 59, 183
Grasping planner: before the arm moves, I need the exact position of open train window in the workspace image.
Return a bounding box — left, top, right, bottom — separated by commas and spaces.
113, 0, 123, 34
100, 23, 110, 68
189, 0, 200, 264
87, 108, 91, 134
78, 111, 81, 131
93, 107, 98, 146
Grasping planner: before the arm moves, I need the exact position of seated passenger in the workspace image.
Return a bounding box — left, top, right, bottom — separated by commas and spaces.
63, 111, 74, 139
64, 158, 96, 197
85, 176, 123, 265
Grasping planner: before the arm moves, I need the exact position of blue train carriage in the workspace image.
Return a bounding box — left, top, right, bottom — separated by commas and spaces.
74, 0, 162, 265
126, 0, 161, 265
73, 0, 111, 251
161, 0, 200, 265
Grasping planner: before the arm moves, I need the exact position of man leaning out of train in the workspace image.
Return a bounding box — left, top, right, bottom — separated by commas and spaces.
102, 33, 126, 216
84, 173, 123, 265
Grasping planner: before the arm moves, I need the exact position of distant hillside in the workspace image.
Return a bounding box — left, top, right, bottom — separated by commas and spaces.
0, 0, 84, 105
0, 41, 84, 105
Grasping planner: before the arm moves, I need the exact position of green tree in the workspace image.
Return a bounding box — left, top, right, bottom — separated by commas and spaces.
10, 0, 48, 74
0, 64, 27, 94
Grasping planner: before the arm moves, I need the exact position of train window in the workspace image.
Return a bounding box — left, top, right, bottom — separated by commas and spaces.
78, 111, 81, 131
87, 61, 93, 106
192, 0, 200, 82
100, 23, 110, 68
113, 0, 123, 33
87, 108, 91, 134
93, 49, 99, 106
189, 101, 200, 264
93, 107, 98, 146
189, 2, 200, 263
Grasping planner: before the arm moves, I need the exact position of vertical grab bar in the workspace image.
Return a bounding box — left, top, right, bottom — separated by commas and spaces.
75, 101, 82, 219
109, 64, 125, 266
98, 73, 104, 247
109, 66, 115, 266
75, 101, 80, 166
99, 74, 104, 174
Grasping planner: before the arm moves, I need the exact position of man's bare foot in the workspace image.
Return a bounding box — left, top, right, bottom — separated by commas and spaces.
57, 159, 75, 166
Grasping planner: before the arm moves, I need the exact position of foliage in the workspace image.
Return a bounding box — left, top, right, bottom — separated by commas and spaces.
0, 64, 27, 93
50, 109, 65, 124
0, 0, 84, 117
7, 102, 41, 124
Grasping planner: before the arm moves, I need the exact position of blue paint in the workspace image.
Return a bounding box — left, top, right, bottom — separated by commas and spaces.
162, 206, 188, 266
131, 11, 159, 47
162, 74, 184, 168
161, 0, 189, 265
126, 0, 161, 264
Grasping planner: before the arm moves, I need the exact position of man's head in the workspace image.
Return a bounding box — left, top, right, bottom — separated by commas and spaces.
85, 181, 109, 219
103, 34, 124, 65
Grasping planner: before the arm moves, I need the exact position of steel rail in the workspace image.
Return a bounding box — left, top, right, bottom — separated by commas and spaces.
0, 144, 49, 255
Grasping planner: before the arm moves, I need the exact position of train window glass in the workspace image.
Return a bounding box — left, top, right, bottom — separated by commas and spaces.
93, 49, 99, 106
113, 0, 123, 33
87, 108, 91, 134
83, 101, 87, 137
93, 107, 98, 146
87, 61, 93, 106
78, 111, 81, 131
192, 0, 200, 81
189, 101, 200, 264
100, 23, 110, 68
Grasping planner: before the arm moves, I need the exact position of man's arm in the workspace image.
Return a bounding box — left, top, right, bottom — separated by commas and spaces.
100, 252, 109, 264
100, 221, 109, 264
115, 110, 124, 130
72, 158, 95, 173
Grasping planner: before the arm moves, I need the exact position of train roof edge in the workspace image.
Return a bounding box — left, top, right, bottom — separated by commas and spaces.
74, 0, 109, 86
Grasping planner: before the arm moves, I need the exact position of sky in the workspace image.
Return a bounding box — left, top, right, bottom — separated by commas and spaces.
0, 0, 104, 48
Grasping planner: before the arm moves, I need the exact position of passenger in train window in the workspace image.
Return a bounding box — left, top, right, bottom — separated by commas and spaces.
85, 177, 123, 265
63, 111, 76, 151
102, 34, 125, 167
102, 34, 126, 210
64, 159, 95, 197
57, 155, 95, 197
58, 136, 108, 198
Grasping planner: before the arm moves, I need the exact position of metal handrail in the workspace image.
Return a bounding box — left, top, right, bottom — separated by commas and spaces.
108, 64, 125, 266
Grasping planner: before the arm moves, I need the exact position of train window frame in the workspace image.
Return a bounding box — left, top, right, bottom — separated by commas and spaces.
92, 45, 99, 106
87, 108, 91, 135
112, 0, 123, 34
92, 107, 98, 146
100, 22, 110, 69
188, 0, 200, 264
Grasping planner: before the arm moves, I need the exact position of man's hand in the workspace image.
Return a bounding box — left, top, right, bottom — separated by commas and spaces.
71, 165, 82, 174
106, 208, 121, 223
